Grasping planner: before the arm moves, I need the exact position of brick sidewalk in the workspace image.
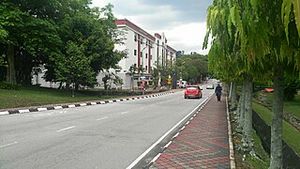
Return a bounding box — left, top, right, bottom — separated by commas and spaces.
150, 98, 230, 169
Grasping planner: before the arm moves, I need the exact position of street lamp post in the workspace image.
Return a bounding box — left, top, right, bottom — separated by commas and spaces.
140, 44, 148, 95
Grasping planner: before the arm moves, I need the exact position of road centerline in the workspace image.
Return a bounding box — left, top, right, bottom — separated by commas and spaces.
96, 116, 108, 121
56, 126, 76, 132
120, 111, 129, 115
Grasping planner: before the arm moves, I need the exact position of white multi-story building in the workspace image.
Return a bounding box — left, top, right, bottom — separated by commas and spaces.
33, 19, 177, 89
108, 19, 177, 89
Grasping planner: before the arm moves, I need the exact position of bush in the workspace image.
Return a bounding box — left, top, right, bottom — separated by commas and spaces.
0, 82, 20, 90
284, 80, 300, 101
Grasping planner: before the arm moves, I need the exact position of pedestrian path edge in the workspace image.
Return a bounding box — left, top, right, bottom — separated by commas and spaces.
226, 97, 236, 169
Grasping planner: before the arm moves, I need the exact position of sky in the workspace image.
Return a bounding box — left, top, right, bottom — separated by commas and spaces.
92, 0, 213, 55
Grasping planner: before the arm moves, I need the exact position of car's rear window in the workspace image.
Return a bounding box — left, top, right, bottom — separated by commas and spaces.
187, 87, 198, 90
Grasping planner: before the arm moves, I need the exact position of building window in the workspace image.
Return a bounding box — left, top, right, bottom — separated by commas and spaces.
134, 49, 137, 56
140, 38, 143, 44
134, 34, 137, 41
146, 66, 148, 71
146, 53, 148, 59
150, 55, 152, 60
140, 52, 142, 57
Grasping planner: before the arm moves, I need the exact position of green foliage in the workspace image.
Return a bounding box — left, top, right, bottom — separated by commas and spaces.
175, 54, 208, 83
282, 0, 300, 38
55, 41, 96, 89
0, 0, 124, 86
0, 82, 19, 90
284, 76, 300, 101
253, 102, 300, 155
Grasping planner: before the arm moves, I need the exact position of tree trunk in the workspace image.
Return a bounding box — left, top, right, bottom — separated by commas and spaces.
243, 76, 253, 144
75, 83, 79, 91
58, 82, 63, 89
6, 44, 16, 84
229, 82, 233, 99
238, 82, 246, 130
270, 65, 284, 169
131, 76, 134, 91
231, 82, 237, 109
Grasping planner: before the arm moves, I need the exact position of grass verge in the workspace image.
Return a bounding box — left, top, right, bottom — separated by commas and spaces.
252, 102, 300, 155
0, 86, 140, 109
231, 118, 269, 168
284, 94, 300, 119
245, 131, 270, 169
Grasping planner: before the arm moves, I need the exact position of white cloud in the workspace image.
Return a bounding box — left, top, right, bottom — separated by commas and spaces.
92, 0, 211, 55
161, 22, 210, 55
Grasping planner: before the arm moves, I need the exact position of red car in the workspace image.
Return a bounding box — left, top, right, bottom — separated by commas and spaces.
184, 85, 203, 99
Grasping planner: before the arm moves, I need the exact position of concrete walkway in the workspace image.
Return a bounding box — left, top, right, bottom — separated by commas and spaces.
150, 97, 231, 169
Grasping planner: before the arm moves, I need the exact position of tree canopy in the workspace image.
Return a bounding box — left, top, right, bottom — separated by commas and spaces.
0, 0, 124, 88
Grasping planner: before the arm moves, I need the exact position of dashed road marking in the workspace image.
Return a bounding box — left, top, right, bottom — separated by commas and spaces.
121, 111, 129, 115
96, 116, 108, 121
0, 141, 18, 149
56, 126, 76, 132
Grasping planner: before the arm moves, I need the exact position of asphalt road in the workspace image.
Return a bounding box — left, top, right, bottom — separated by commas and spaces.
0, 88, 214, 169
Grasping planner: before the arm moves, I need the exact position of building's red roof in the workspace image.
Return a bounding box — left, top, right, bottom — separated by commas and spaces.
115, 19, 155, 41
154, 33, 162, 39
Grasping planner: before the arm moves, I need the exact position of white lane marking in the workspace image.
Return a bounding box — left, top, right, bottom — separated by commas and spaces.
172, 132, 180, 140
0, 111, 9, 115
96, 116, 108, 121
32, 112, 54, 117
151, 153, 161, 163
19, 109, 30, 113
120, 111, 129, 115
0, 141, 18, 148
59, 110, 67, 114
126, 96, 211, 169
56, 126, 76, 132
37, 108, 47, 111
164, 141, 172, 149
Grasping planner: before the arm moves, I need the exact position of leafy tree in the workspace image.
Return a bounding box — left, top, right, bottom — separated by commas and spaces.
175, 54, 208, 84
55, 41, 96, 91
0, 0, 61, 84
205, 0, 300, 168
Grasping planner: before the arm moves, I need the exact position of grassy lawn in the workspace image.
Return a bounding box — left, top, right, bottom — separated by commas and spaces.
284, 94, 300, 119
256, 92, 300, 119
0, 87, 131, 109
252, 102, 300, 155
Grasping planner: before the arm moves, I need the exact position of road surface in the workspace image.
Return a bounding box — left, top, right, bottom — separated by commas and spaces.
0, 88, 214, 169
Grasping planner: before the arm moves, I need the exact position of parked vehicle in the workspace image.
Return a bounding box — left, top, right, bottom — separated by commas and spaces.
184, 85, 202, 99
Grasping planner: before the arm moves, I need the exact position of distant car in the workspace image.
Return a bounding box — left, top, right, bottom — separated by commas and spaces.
177, 80, 187, 88
264, 88, 274, 93
206, 84, 214, 89
184, 85, 202, 99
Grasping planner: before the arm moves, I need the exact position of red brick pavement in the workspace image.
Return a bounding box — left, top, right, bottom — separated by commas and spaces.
150, 98, 230, 169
